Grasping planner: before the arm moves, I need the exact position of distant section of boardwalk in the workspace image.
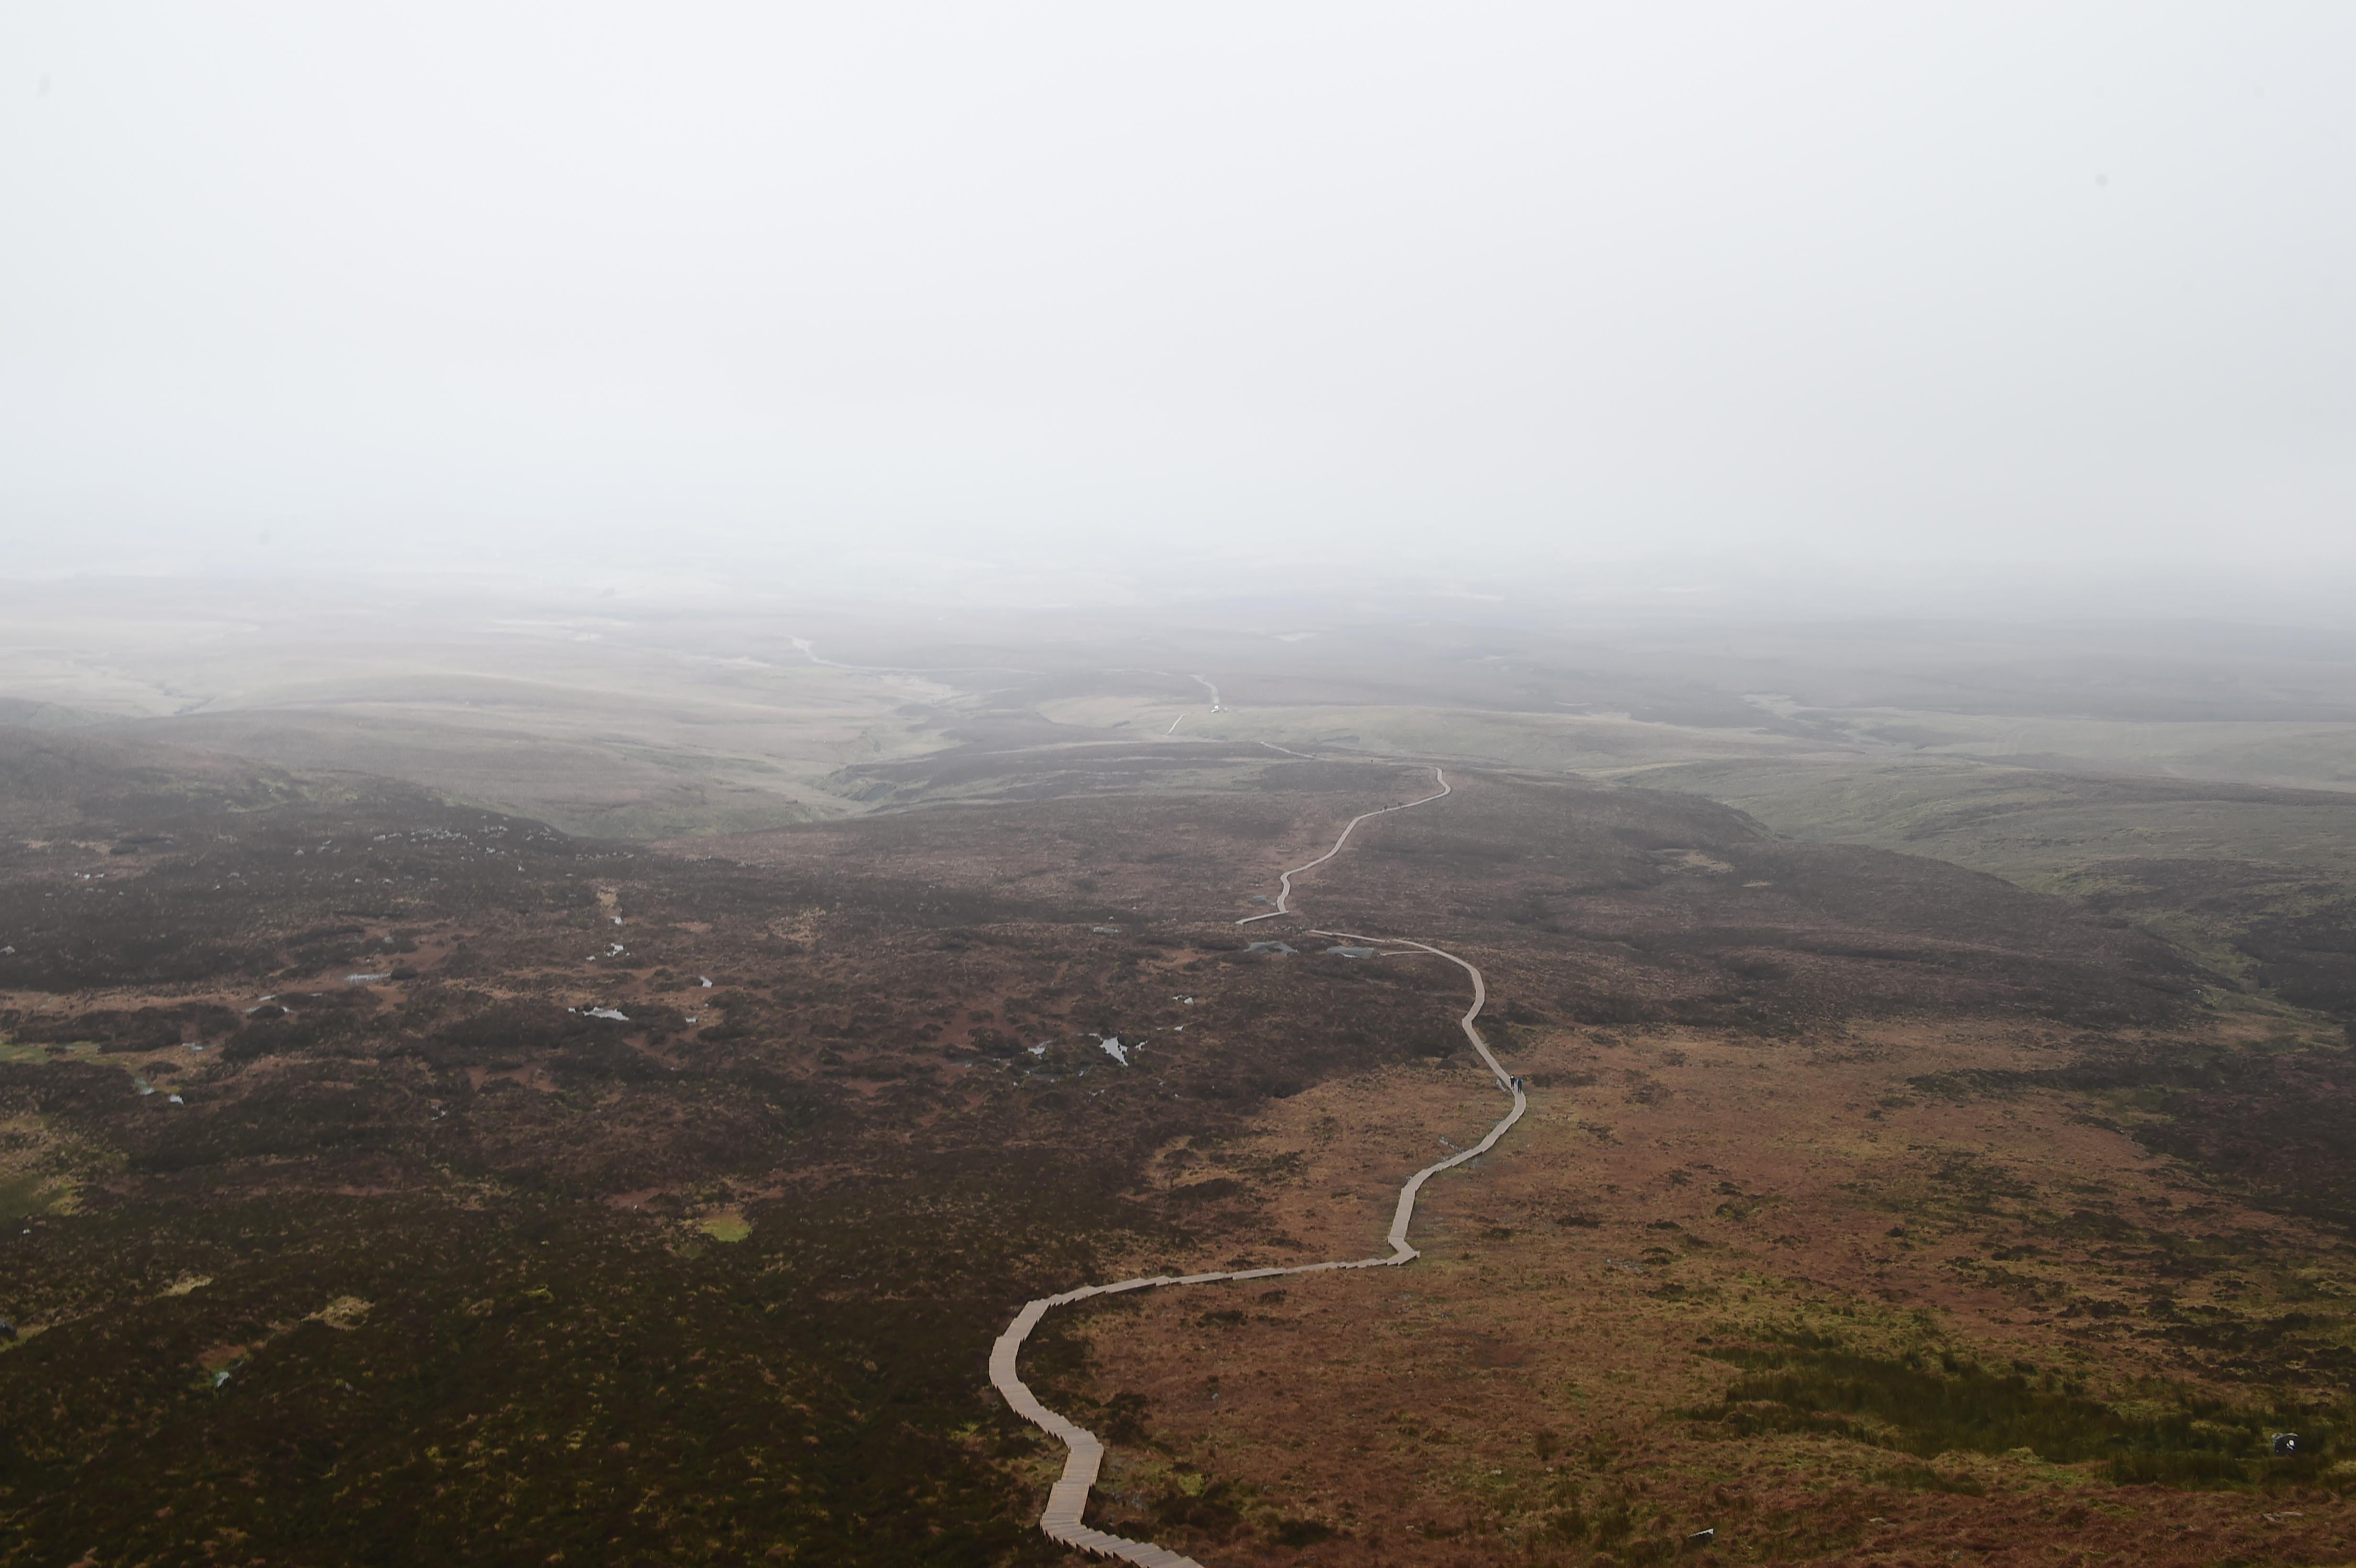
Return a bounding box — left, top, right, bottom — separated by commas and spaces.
1235, 768, 1451, 925
988, 765, 1528, 1566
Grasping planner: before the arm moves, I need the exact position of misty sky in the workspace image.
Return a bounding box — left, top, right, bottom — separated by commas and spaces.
4, 4, 2352, 594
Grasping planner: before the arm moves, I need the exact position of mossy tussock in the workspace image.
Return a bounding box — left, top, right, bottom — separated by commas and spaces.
1686, 1336, 2348, 1488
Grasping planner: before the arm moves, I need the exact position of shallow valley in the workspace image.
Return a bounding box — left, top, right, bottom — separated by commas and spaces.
2, 596, 2355, 1566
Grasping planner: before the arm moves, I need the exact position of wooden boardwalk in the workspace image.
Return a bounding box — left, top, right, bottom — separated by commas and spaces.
989, 766, 1527, 1565
1235, 769, 1453, 925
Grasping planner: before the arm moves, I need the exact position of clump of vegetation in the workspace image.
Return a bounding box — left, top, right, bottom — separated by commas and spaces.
1688, 1336, 2349, 1487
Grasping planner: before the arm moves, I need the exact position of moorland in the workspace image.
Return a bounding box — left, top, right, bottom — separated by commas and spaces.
3, 579, 2355, 1566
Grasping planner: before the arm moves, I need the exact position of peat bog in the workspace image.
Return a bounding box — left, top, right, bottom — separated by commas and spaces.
1, 726, 2352, 1565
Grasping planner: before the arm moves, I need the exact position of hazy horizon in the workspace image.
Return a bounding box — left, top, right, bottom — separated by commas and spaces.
8, 3, 2354, 598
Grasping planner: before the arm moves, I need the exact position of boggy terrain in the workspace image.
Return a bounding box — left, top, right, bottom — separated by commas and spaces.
0, 726, 2351, 1565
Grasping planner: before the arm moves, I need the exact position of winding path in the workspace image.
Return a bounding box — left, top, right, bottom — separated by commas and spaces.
989, 765, 1527, 1565
1235, 768, 1453, 926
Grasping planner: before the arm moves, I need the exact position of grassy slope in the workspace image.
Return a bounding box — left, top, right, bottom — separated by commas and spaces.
1630, 757, 2356, 886
1636, 754, 2356, 1022
1037, 697, 1818, 775
1801, 710, 2356, 792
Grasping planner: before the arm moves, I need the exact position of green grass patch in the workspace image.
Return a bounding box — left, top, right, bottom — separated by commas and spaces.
0, 1171, 66, 1222
1686, 1339, 2350, 1488
696, 1209, 751, 1243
